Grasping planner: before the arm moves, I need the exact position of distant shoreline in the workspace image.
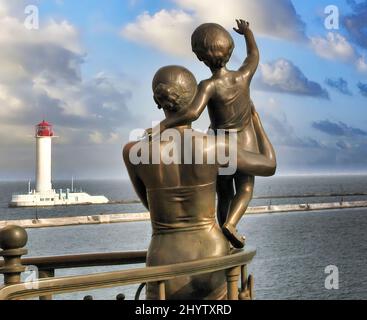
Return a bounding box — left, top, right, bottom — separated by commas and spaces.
1, 173, 367, 182
6, 192, 367, 208
1, 200, 366, 229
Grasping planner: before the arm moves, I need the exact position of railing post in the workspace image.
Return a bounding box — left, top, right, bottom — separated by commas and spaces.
226, 266, 240, 300
157, 281, 166, 300
239, 265, 254, 300
39, 269, 55, 300
0, 226, 28, 286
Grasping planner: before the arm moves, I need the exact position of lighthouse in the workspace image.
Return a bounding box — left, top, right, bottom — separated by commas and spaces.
35, 120, 54, 193
9, 120, 109, 207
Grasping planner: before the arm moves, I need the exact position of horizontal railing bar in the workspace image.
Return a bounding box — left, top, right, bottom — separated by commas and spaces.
0, 247, 256, 300
253, 192, 367, 199
0, 251, 147, 270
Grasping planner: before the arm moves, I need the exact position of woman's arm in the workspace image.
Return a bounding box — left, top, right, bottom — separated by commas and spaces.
122, 142, 149, 209
252, 109, 276, 168
219, 110, 276, 177
235, 148, 276, 177
234, 19, 260, 81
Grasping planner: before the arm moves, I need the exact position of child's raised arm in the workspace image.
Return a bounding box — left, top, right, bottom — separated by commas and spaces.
233, 19, 259, 81
152, 79, 215, 134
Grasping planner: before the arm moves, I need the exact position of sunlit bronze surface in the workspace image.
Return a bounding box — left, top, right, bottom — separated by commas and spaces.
0, 20, 274, 301
123, 64, 275, 299
153, 20, 275, 248
0, 225, 256, 300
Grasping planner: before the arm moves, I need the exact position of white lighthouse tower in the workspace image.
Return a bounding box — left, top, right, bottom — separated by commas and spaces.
9, 120, 109, 207
35, 120, 54, 193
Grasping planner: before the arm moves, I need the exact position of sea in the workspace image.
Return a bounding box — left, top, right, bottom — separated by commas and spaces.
0, 175, 366, 300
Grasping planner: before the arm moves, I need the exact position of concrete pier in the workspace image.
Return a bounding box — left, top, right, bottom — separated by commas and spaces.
1, 200, 366, 229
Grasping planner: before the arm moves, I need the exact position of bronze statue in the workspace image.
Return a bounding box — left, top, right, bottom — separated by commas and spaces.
150, 20, 271, 248
123, 65, 276, 299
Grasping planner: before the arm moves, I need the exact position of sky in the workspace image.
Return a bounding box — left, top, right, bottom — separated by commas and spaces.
0, 0, 366, 180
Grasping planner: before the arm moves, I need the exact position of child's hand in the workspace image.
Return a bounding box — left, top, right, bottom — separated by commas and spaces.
233, 19, 250, 35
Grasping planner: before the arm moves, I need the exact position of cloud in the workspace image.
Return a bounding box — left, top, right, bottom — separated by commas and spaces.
357, 82, 367, 97
312, 120, 367, 137
310, 32, 356, 61
325, 78, 352, 96
309, 118, 367, 171
335, 140, 350, 150
255, 59, 329, 99
250, 103, 367, 172
264, 112, 322, 149
255, 99, 323, 150
253, 102, 335, 174
0, 1, 142, 179
121, 0, 307, 56
356, 55, 367, 72
121, 10, 194, 57
0, 3, 137, 146
343, 0, 367, 49
174, 0, 307, 40
0, 0, 33, 18
261, 114, 367, 172
310, 32, 367, 73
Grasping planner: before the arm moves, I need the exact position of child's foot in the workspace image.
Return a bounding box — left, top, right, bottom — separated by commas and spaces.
222, 223, 245, 248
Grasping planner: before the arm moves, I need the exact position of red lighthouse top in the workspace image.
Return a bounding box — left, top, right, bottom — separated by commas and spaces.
36, 120, 54, 137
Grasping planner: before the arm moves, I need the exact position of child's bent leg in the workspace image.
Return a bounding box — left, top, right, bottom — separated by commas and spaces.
216, 175, 235, 227
228, 174, 254, 226
223, 174, 254, 248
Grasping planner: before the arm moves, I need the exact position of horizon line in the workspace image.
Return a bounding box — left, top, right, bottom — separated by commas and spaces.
1, 171, 367, 182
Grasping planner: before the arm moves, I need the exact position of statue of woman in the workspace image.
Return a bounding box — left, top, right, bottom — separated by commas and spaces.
123, 65, 276, 299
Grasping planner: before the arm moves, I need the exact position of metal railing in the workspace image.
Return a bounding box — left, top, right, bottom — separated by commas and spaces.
0, 225, 256, 300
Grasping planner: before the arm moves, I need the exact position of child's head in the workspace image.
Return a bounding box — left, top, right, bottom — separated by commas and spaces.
152, 65, 197, 114
191, 23, 234, 69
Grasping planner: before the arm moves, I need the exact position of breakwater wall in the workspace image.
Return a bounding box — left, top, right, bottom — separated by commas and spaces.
1, 200, 366, 229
